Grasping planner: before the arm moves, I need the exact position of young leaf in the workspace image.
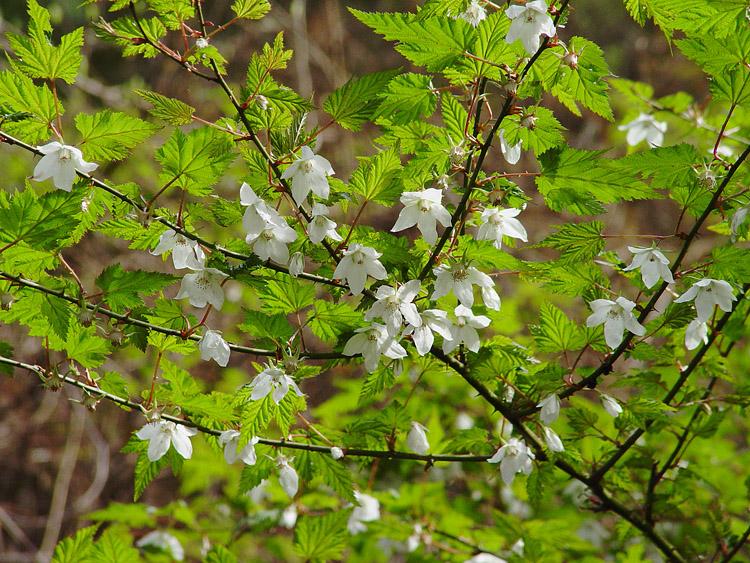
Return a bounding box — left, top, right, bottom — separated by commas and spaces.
136, 89, 195, 125
0, 70, 57, 143
530, 303, 587, 353
502, 107, 566, 155
348, 147, 403, 205
537, 221, 605, 265
75, 110, 159, 161
232, 0, 271, 20
323, 69, 401, 131
95, 264, 176, 313
51, 525, 99, 563
294, 512, 350, 561
373, 73, 438, 125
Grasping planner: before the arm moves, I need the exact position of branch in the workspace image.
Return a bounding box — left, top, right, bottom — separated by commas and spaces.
0, 355, 492, 464
0, 271, 343, 360
721, 523, 750, 563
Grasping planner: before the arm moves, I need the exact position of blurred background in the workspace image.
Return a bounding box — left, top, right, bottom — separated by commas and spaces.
0, 0, 708, 560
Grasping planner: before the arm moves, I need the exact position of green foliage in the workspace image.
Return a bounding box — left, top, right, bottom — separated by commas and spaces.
374, 73, 438, 125
502, 107, 566, 155
537, 221, 605, 264
95, 265, 176, 313
0, 71, 57, 143
74, 111, 158, 162
135, 89, 195, 125
530, 303, 587, 353
348, 146, 403, 205
231, 0, 271, 20
294, 511, 350, 561
51, 525, 99, 562
323, 69, 401, 131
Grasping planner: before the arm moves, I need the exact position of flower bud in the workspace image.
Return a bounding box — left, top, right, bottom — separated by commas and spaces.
256, 95, 269, 111
697, 167, 717, 189
449, 144, 466, 167
520, 114, 538, 130
78, 309, 95, 327
503, 79, 518, 96
82, 391, 102, 411
196, 37, 209, 49
562, 51, 579, 69
330, 446, 344, 460
108, 327, 125, 345
289, 252, 304, 278
407, 422, 430, 455
43, 369, 64, 391
1, 292, 14, 310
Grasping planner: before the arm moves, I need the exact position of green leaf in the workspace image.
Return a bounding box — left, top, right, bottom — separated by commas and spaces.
0, 70, 57, 143
294, 511, 350, 561
89, 526, 140, 562
65, 324, 111, 368
537, 221, 605, 265
374, 73, 438, 125
97, 17, 165, 59
231, 0, 271, 19
95, 264, 176, 313
6, 0, 83, 83
205, 545, 239, 563
51, 525, 99, 563
135, 89, 195, 125
259, 277, 316, 314
351, 10, 476, 71
239, 309, 294, 344
323, 69, 401, 131
155, 127, 235, 197
75, 110, 158, 161
0, 188, 82, 251
349, 147, 403, 205
502, 107, 566, 155
710, 68, 750, 106
441, 93, 469, 143
617, 144, 701, 190
238, 453, 274, 493
536, 147, 654, 214
308, 300, 363, 343
467, 11, 515, 79
359, 365, 396, 404
530, 303, 587, 353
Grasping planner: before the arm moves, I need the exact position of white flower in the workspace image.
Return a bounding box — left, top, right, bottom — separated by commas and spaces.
488, 438, 535, 485
432, 263, 500, 310
347, 492, 380, 535
623, 246, 674, 288
618, 113, 667, 147
151, 229, 206, 270
505, 0, 556, 55
674, 278, 736, 322
498, 129, 522, 165
585, 296, 646, 350
455, 412, 475, 430
279, 504, 298, 529
477, 207, 528, 250
731, 206, 750, 242
542, 426, 564, 452
199, 329, 230, 367
175, 267, 228, 310
136, 531, 184, 561
685, 318, 709, 350
330, 446, 344, 460
333, 243, 388, 295
511, 539, 525, 556
464, 554, 507, 563
245, 215, 297, 265
136, 420, 198, 462
404, 309, 453, 356
343, 323, 407, 373
249, 365, 304, 404
365, 280, 422, 335
459, 0, 487, 26
443, 305, 490, 353
281, 146, 335, 205
308, 203, 343, 244
600, 394, 623, 417
240, 183, 281, 232
537, 394, 560, 425
407, 524, 424, 552
289, 252, 304, 277
218, 429, 259, 465
407, 422, 430, 455
391, 188, 452, 244
277, 455, 299, 498
33, 141, 98, 191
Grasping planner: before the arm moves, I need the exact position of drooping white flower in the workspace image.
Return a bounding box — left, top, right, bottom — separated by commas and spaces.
151, 229, 206, 270
308, 203, 343, 244
195, 37, 209, 49
477, 207, 528, 250
199, 329, 231, 367
281, 146, 335, 205
537, 394, 560, 425
277, 455, 299, 498
279, 504, 298, 529
505, 0, 556, 55
136, 531, 184, 561
432, 263, 500, 310
623, 246, 674, 288
218, 429, 259, 465
459, 0, 487, 26
136, 420, 198, 462
455, 412, 475, 430
245, 215, 297, 265
407, 524, 425, 552
618, 113, 667, 147
498, 129, 522, 165
403, 309, 453, 356
542, 426, 564, 452
600, 394, 623, 417
343, 323, 407, 373
464, 554, 507, 563
407, 422, 430, 455
330, 446, 344, 460
33, 141, 98, 191
488, 438, 535, 485
585, 296, 646, 350
391, 188, 452, 245
248, 364, 304, 404
240, 183, 281, 232
674, 278, 736, 322
365, 280, 422, 335
333, 243, 388, 295
347, 492, 380, 535
685, 318, 709, 350
731, 206, 750, 242
443, 304, 490, 353
175, 267, 228, 310
289, 252, 305, 277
